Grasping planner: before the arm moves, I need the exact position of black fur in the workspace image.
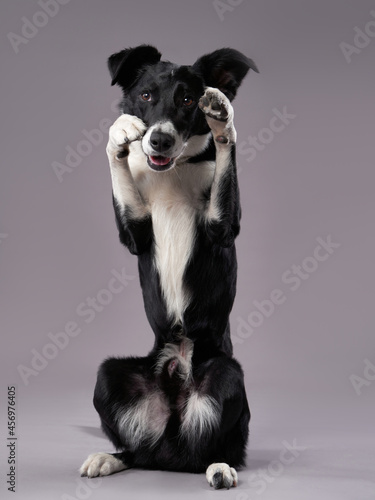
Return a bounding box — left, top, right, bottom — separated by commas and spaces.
94, 353, 250, 473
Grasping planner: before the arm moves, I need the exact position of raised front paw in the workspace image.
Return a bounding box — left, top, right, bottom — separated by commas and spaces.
106, 114, 147, 159
198, 88, 236, 144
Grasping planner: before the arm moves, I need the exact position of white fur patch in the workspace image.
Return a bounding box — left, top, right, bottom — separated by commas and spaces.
142, 120, 185, 160
152, 197, 196, 322
131, 162, 214, 323
206, 463, 238, 489
80, 453, 127, 478
180, 392, 220, 441
117, 390, 170, 450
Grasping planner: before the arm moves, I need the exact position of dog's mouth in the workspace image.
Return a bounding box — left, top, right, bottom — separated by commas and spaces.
147, 155, 175, 172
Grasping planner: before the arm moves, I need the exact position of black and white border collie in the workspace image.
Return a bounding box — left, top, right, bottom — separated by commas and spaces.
80, 45, 258, 489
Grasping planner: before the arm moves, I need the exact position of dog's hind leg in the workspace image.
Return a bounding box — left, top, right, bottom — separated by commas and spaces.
80, 355, 173, 477
180, 355, 250, 487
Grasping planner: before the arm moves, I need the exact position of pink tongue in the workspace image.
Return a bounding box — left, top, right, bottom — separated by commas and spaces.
150, 156, 171, 166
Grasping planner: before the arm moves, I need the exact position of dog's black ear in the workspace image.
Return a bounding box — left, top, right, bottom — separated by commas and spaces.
192, 48, 259, 101
108, 44, 162, 90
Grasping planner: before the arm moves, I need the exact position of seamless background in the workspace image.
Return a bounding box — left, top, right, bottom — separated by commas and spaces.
1, 1, 374, 499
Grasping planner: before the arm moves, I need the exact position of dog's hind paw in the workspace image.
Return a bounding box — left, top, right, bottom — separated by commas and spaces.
206, 463, 238, 489
199, 88, 236, 144
79, 452, 127, 478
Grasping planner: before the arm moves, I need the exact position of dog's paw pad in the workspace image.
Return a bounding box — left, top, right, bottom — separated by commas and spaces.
206, 463, 238, 489
199, 88, 232, 123
198, 88, 236, 143
79, 453, 127, 478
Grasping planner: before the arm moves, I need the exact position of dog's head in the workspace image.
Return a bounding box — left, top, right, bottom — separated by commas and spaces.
108, 45, 258, 172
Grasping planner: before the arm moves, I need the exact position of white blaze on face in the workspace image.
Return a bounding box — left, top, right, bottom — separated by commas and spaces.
142, 120, 186, 163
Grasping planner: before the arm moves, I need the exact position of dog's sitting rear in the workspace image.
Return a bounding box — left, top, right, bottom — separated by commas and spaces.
80, 45, 258, 489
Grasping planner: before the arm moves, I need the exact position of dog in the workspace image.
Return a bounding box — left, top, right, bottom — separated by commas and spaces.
80, 45, 258, 489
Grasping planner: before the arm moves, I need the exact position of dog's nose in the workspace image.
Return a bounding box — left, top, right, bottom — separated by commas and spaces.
150, 131, 175, 153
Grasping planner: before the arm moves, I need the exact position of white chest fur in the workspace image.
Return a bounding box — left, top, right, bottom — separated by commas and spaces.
129, 146, 215, 324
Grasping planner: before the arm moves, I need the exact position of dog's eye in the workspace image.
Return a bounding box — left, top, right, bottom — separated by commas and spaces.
141, 92, 152, 102
183, 96, 194, 107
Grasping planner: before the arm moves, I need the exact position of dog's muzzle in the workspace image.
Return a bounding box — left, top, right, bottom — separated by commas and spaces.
147, 131, 176, 171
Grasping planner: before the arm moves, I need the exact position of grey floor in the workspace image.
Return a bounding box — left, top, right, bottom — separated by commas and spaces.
3, 380, 373, 500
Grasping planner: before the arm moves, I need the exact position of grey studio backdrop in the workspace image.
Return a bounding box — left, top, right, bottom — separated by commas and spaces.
1, 1, 374, 499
